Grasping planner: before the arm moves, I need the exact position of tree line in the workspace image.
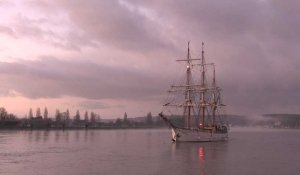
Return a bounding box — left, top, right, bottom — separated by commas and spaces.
0, 107, 166, 129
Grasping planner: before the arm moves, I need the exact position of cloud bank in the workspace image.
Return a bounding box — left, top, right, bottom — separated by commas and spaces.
0, 0, 300, 116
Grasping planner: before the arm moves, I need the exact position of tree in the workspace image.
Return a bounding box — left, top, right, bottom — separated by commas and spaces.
74, 110, 80, 122
123, 112, 130, 126
90, 112, 96, 123
146, 112, 153, 125
7, 113, 16, 120
0, 107, 8, 120
36, 107, 41, 118
115, 118, 122, 127
55, 109, 61, 122
124, 112, 128, 122
28, 108, 33, 119
66, 109, 70, 121
84, 111, 89, 122
96, 115, 101, 122
43, 107, 48, 119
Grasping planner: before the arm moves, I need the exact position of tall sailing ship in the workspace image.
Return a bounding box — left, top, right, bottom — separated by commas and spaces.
159, 42, 228, 142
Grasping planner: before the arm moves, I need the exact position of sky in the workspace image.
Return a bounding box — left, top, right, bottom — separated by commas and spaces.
0, 0, 299, 118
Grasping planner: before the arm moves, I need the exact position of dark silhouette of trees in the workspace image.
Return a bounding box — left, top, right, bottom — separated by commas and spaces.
28, 108, 33, 119
146, 112, 153, 125
74, 110, 80, 122
36, 107, 41, 118
43, 107, 48, 119
124, 112, 128, 122
0, 107, 18, 128
96, 115, 101, 123
0, 107, 8, 120
66, 109, 70, 121
115, 118, 122, 127
90, 112, 96, 123
55, 109, 61, 122
123, 112, 130, 127
84, 111, 89, 122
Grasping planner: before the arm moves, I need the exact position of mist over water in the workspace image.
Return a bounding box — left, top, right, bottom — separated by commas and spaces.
0, 128, 299, 175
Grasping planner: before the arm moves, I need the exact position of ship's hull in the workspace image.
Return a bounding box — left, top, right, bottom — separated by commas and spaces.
159, 113, 228, 142
170, 127, 228, 142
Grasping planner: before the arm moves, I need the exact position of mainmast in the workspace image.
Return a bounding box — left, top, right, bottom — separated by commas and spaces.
185, 41, 192, 128
200, 42, 206, 128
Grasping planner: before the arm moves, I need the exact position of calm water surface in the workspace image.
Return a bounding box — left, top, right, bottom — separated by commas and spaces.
0, 128, 299, 175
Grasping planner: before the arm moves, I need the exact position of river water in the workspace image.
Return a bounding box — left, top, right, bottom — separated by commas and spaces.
0, 128, 299, 175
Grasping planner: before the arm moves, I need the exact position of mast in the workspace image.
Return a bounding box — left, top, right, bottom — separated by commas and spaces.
185, 41, 192, 128
200, 42, 206, 128
212, 65, 217, 126
172, 42, 201, 128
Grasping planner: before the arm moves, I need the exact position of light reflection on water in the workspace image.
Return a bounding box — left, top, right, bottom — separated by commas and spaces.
171, 141, 229, 175
198, 146, 204, 160
0, 128, 299, 175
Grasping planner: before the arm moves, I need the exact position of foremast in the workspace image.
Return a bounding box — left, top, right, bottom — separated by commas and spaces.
172, 41, 200, 128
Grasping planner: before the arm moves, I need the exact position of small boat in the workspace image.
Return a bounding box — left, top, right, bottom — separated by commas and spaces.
159, 42, 229, 142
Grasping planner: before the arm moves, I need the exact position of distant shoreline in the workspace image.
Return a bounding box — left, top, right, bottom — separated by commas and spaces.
1, 126, 299, 131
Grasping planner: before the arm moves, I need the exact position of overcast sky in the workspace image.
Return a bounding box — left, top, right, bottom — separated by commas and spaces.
0, 0, 299, 118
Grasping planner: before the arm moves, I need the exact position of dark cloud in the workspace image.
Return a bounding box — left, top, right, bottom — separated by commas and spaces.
127, 0, 300, 114
0, 58, 168, 100
132, 0, 300, 49
54, 0, 176, 53
0, 0, 97, 51
78, 100, 124, 110
12, 15, 96, 51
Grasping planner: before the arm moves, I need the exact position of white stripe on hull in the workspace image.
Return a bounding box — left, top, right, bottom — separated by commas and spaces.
171, 128, 228, 142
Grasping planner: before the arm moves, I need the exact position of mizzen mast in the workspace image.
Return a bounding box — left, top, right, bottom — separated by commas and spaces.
212, 65, 217, 126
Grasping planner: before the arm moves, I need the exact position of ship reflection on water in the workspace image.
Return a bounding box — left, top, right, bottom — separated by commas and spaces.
171, 142, 228, 175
